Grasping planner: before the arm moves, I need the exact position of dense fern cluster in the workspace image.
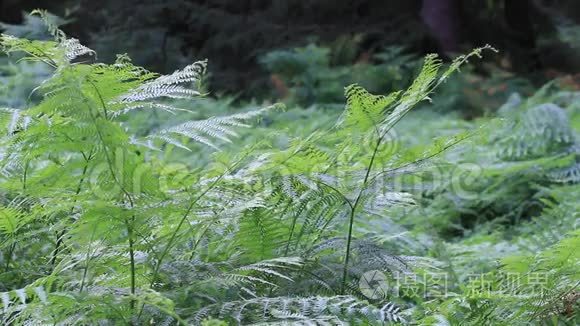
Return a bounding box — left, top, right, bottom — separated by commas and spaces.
1, 11, 579, 325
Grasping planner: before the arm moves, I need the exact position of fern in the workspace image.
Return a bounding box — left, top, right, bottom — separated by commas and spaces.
150, 104, 283, 151
495, 103, 576, 161
192, 295, 403, 324
0, 283, 49, 324
2, 13, 547, 325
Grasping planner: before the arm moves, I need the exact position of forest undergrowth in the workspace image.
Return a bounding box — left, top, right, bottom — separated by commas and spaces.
0, 11, 578, 325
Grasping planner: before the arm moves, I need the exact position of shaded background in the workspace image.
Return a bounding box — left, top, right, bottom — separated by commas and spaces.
1, 0, 579, 98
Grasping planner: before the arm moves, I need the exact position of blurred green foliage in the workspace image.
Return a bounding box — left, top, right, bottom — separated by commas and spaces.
260, 44, 419, 106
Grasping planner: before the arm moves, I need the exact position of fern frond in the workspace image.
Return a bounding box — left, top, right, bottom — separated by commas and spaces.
548, 162, 580, 183
192, 295, 403, 324
149, 104, 281, 150
0, 196, 38, 238
60, 38, 95, 61
2, 11, 95, 65
0, 284, 48, 324
341, 84, 400, 132
234, 257, 303, 283
29, 9, 66, 42
0, 107, 31, 135
236, 207, 287, 260
115, 60, 206, 103
495, 103, 575, 160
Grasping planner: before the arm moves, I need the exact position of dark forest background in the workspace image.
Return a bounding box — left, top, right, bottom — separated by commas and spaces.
1, 0, 579, 97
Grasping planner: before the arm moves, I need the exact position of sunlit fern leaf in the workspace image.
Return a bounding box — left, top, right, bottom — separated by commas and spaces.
276, 174, 325, 203
533, 229, 580, 271
264, 134, 331, 176
0, 206, 22, 236
341, 84, 400, 132
339, 46, 495, 142
3, 11, 95, 65
439, 45, 497, 82
337, 53, 443, 138
398, 53, 442, 105
499, 230, 580, 323
0, 11, 64, 40
148, 104, 281, 150
294, 192, 344, 241
0, 35, 60, 66
515, 193, 580, 253
114, 60, 206, 103
59, 38, 95, 62
111, 102, 194, 118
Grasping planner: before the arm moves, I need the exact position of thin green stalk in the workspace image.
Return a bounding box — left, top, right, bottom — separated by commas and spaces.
279, 201, 296, 256
79, 228, 99, 292
84, 93, 137, 311
341, 132, 384, 294
148, 172, 229, 287
147, 151, 252, 288
125, 216, 136, 310
137, 151, 252, 321
294, 208, 326, 252
135, 176, 225, 321
187, 210, 222, 261
50, 149, 93, 267
4, 241, 16, 271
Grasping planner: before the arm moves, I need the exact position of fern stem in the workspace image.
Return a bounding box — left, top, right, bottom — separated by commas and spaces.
188, 218, 215, 261
4, 242, 16, 271
50, 147, 94, 269
147, 152, 251, 287
341, 133, 383, 294
50, 149, 93, 268
137, 152, 251, 321
22, 160, 29, 191
280, 201, 296, 256
79, 228, 98, 293
88, 79, 109, 119
125, 216, 137, 310
341, 207, 357, 294
84, 94, 138, 313
136, 177, 223, 322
